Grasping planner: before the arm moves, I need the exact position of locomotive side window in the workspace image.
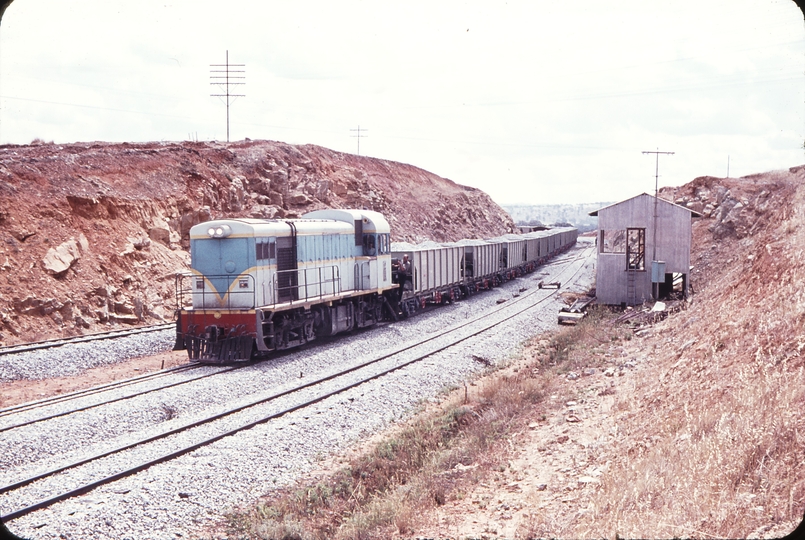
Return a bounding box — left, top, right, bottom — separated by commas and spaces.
363, 234, 376, 256
196, 278, 204, 290
377, 233, 390, 254
256, 239, 277, 261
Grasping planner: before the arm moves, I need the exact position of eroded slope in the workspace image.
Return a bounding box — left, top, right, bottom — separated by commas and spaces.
0, 139, 515, 345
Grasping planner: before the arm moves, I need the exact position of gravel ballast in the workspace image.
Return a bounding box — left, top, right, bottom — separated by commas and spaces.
2, 241, 595, 539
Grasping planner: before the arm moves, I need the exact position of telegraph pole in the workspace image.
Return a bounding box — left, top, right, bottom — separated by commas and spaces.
210, 51, 245, 142
0, 0, 15, 143
350, 125, 368, 155
642, 149, 674, 300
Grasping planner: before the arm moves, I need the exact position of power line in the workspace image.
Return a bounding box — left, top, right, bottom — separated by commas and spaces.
210, 50, 245, 143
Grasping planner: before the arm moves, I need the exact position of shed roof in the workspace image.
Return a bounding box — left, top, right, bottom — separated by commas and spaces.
588, 192, 701, 218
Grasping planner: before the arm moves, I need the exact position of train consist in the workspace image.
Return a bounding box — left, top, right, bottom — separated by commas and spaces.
174, 209, 577, 363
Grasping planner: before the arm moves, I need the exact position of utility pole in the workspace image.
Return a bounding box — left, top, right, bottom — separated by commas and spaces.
350, 125, 368, 155
642, 149, 674, 200
642, 149, 674, 300
0, 0, 15, 143
210, 50, 245, 143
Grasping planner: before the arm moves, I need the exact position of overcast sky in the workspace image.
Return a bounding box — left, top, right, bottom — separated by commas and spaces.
1, 0, 803, 205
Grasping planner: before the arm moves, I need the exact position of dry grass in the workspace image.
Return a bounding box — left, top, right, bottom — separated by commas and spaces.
218, 288, 804, 539
560, 364, 805, 539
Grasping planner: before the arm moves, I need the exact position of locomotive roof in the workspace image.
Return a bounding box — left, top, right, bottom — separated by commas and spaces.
302, 209, 390, 234
189, 217, 353, 239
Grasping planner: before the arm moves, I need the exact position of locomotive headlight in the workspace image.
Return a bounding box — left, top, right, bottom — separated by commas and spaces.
206, 225, 232, 238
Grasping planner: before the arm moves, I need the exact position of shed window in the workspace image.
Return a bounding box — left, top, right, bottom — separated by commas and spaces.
627, 228, 645, 270
600, 230, 626, 253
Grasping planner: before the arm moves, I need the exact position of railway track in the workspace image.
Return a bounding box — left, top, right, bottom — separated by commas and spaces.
0, 248, 589, 430
1, 245, 594, 523
0, 323, 176, 357
0, 363, 243, 433
0, 363, 195, 419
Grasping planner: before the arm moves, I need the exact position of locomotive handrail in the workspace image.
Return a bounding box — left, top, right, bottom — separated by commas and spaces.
273, 265, 341, 305
175, 273, 256, 310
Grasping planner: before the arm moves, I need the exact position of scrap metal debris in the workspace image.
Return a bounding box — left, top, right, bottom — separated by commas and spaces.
613, 300, 684, 326
558, 296, 594, 325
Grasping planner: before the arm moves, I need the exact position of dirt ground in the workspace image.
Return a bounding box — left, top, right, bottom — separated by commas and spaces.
413, 357, 623, 539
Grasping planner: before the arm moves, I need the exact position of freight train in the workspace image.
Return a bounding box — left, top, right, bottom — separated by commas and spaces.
174, 209, 577, 363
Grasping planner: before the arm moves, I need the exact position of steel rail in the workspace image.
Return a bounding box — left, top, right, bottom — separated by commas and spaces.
0, 364, 240, 433
0, 364, 199, 418
0, 323, 175, 357
1, 245, 594, 522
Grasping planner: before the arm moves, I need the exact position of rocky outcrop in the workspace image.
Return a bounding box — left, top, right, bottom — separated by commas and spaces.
661, 170, 798, 240
0, 139, 515, 344
42, 234, 89, 275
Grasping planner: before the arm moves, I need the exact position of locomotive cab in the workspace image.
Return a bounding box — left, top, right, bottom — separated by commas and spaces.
303, 209, 393, 292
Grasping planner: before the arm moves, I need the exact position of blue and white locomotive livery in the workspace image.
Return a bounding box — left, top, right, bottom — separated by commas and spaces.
175, 209, 395, 362
175, 209, 578, 363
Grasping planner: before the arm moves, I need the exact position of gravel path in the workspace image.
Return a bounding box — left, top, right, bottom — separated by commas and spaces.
2, 240, 595, 539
